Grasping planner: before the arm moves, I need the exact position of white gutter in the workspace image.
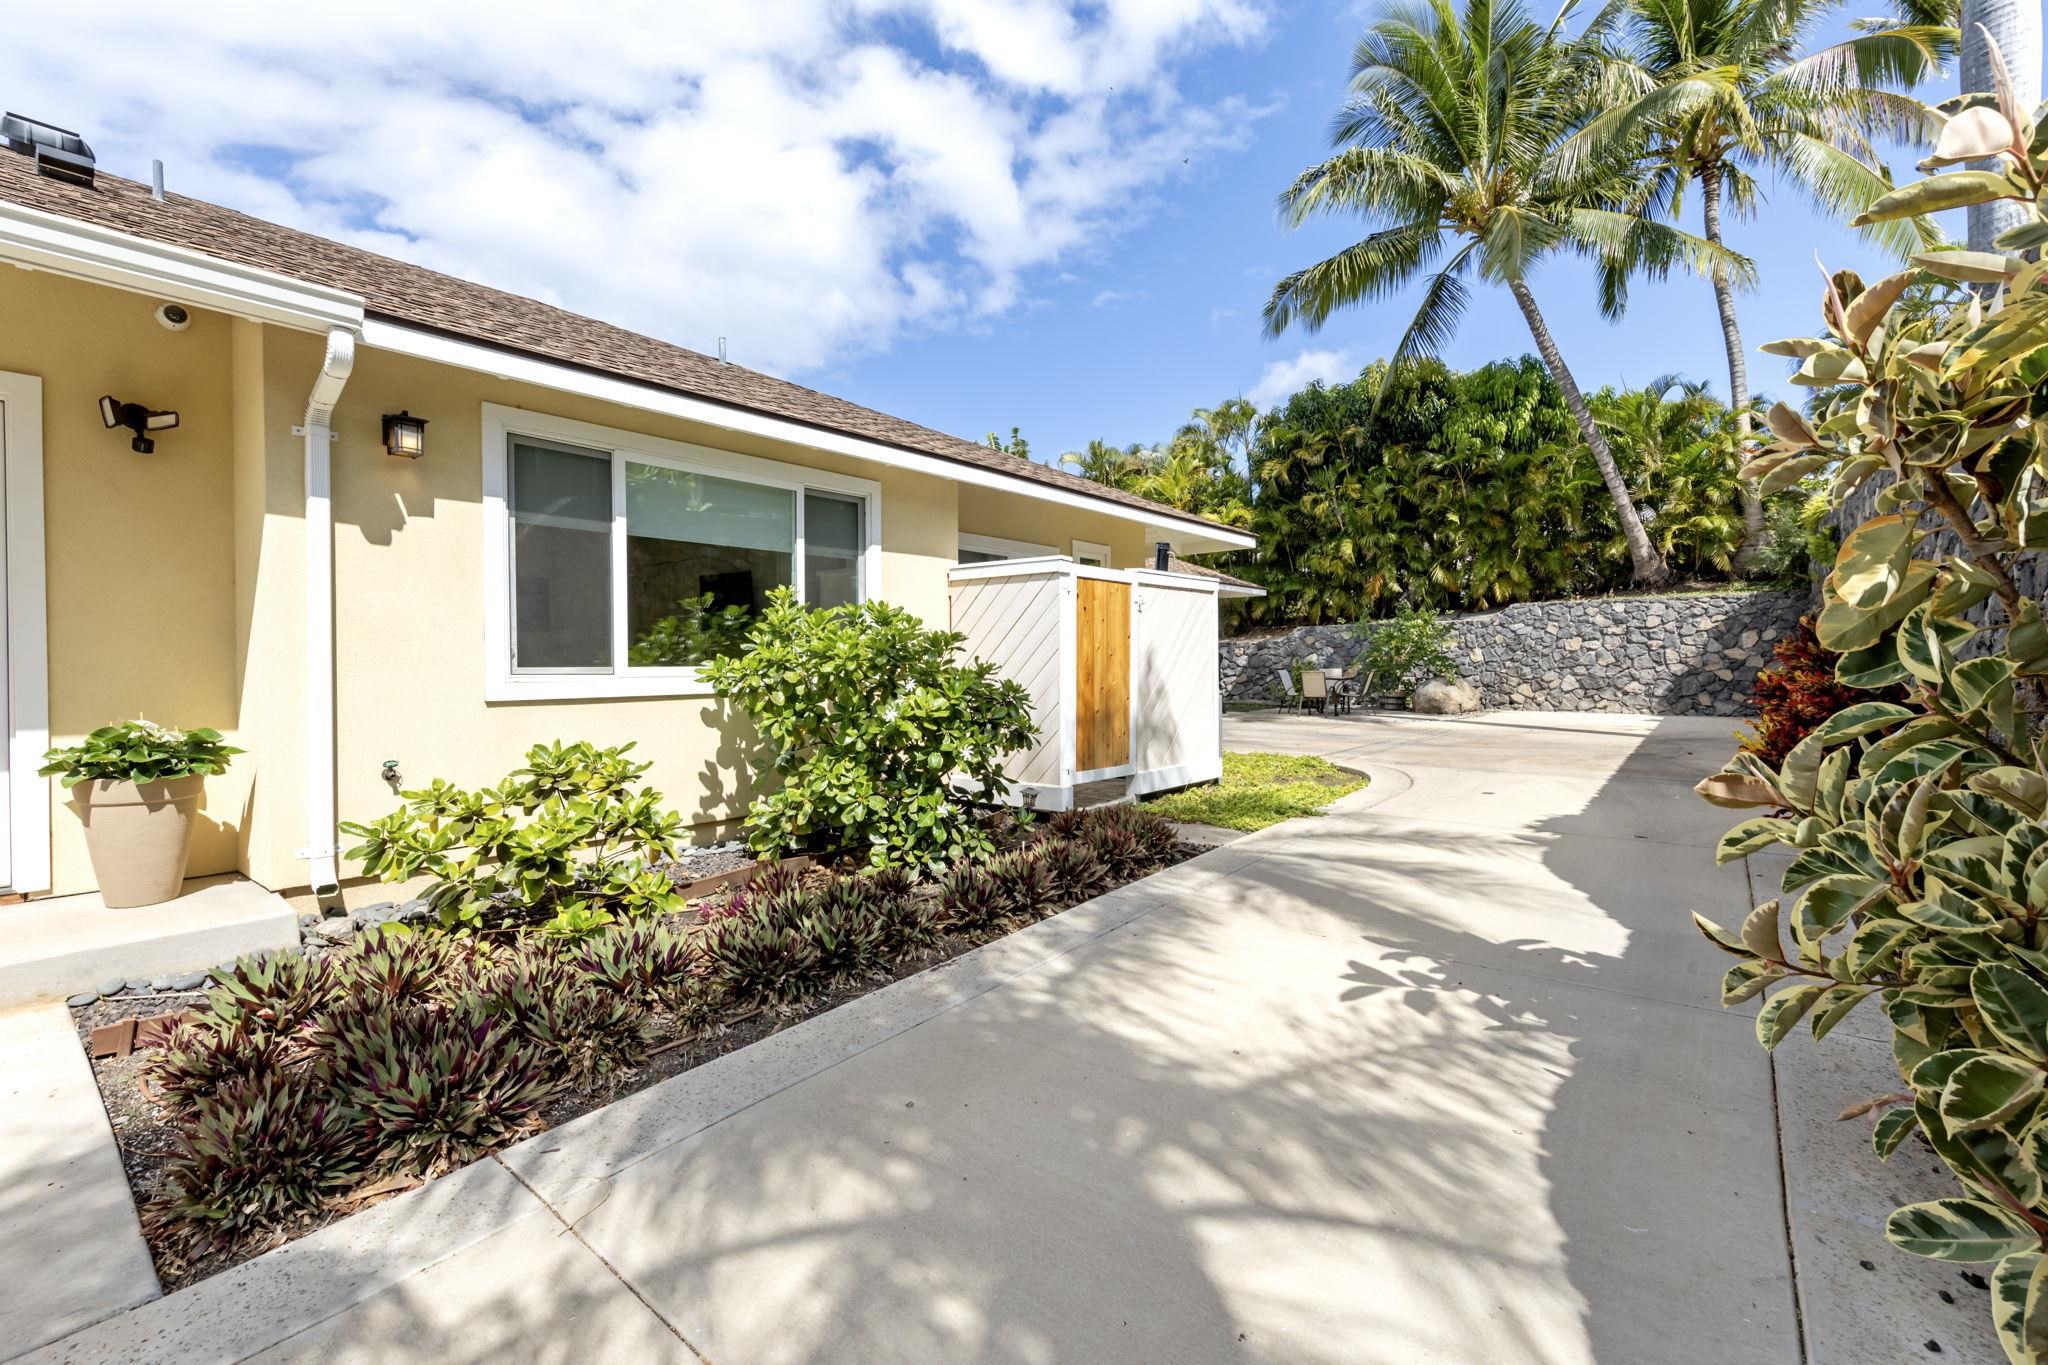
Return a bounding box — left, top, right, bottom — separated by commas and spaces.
298, 327, 356, 897
0, 201, 362, 332
358, 318, 1258, 555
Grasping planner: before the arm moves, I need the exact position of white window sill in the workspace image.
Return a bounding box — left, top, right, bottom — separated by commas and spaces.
485, 671, 718, 703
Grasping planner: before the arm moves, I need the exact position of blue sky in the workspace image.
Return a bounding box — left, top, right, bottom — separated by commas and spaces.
2, 1, 2028, 473
829, 2, 2012, 466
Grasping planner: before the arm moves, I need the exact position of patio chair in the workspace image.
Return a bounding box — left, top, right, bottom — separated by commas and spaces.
1328, 667, 1360, 715
1276, 669, 1302, 712
1300, 669, 1328, 714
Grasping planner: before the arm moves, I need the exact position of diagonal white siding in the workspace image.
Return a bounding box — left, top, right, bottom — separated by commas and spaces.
1132, 578, 1219, 784
950, 571, 1064, 788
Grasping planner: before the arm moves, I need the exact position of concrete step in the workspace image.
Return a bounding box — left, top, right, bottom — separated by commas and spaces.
0, 1002, 159, 1360
0, 876, 299, 1009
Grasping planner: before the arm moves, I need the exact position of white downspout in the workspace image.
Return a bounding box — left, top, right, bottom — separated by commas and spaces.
299, 327, 355, 898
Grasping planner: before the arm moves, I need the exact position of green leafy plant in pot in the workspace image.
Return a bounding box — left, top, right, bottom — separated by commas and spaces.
41, 721, 241, 907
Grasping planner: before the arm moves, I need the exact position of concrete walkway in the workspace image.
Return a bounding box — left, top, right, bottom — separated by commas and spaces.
24, 713, 1991, 1362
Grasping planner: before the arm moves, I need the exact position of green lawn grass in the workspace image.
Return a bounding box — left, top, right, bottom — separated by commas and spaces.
1142, 751, 1368, 832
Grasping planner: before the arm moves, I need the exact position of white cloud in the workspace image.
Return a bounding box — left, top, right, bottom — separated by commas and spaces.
0, 1, 1269, 376
1091, 288, 1147, 308
1247, 348, 1358, 407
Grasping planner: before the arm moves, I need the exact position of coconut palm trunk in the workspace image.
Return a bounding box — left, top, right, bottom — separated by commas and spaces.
1963, 0, 2043, 253
1506, 277, 1672, 585
1700, 163, 1770, 570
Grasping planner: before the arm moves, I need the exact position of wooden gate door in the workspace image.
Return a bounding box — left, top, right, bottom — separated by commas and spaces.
1075, 578, 1131, 772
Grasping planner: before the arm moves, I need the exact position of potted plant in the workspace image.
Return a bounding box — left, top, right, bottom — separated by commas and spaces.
40, 721, 241, 907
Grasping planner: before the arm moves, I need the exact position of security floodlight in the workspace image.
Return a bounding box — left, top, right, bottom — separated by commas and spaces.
98, 394, 179, 454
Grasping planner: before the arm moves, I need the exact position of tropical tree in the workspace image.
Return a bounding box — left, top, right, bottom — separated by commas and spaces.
1570, 0, 1948, 565
983, 426, 1031, 459
1962, 0, 2042, 252
1058, 438, 1149, 487
1587, 374, 1751, 575
1176, 397, 1262, 480
1265, 0, 1754, 586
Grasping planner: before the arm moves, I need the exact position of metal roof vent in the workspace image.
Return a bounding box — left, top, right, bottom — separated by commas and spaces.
0, 112, 95, 187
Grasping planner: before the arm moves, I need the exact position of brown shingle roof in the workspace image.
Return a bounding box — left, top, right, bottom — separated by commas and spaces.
1165, 554, 1264, 595
0, 153, 1242, 537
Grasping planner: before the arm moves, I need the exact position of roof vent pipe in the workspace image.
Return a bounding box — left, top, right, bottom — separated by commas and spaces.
151, 159, 165, 201
1154, 541, 1171, 572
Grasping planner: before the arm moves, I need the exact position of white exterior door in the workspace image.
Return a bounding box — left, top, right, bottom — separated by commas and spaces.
0, 397, 14, 888
0, 372, 47, 894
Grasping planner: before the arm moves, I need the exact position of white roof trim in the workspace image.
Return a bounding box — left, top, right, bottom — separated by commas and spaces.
360, 318, 1257, 553
0, 200, 364, 332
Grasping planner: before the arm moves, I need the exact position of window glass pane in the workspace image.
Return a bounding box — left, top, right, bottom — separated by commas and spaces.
625, 462, 793, 666
804, 491, 863, 608
957, 548, 1004, 564
510, 440, 612, 670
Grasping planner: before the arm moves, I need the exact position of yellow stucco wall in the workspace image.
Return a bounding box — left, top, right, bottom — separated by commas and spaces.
5, 270, 1171, 899
0, 270, 249, 893
282, 333, 964, 892
956, 483, 1153, 568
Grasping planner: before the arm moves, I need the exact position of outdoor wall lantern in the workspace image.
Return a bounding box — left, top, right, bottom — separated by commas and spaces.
381, 410, 428, 459
98, 394, 178, 454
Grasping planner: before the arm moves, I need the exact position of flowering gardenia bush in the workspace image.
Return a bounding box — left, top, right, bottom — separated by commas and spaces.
1697, 44, 2048, 1362
703, 588, 1037, 869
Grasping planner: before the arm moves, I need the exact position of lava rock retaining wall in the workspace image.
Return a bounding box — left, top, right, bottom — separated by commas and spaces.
1219, 589, 1809, 716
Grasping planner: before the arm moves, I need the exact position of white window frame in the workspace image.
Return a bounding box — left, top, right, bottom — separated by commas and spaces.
482, 403, 881, 701
958, 532, 1055, 563
1071, 539, 1112, 568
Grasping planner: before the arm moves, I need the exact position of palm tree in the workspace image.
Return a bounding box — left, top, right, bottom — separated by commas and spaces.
1058, 439, 1145, 487
1265, 0, 1751, 586
1570, 0, 1948, 567
1962, 0, 2041, 252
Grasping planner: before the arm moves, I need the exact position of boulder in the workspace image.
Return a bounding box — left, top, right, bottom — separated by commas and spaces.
1412, 677, 1481, 715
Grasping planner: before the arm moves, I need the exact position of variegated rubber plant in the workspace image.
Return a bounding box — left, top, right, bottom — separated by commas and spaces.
1695, 33, 2048, 1363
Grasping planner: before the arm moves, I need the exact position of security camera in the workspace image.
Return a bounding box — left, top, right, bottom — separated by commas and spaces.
154, 302, 191, 331
99, 394, 179, 454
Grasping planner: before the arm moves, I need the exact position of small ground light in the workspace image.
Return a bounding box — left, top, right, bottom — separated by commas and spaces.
382, 411, 427, 459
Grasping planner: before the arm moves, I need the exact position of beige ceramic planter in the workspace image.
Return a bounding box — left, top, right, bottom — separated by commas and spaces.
70, 776, 203, 908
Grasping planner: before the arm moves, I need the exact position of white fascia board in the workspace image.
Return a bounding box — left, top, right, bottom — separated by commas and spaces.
360, 317, 1257, 553
0, 201, 364, 332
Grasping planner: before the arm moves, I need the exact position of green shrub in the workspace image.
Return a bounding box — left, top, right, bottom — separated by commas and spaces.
318, 998, 555, 1177
470, 947, 652, 1088
1354, 603, 1456, 697
864, 866, 944, 956
340, 741, 688, 938
1738, 616, 1905, 769
697, 912, 824, 1007
703, 587, 1037, 870
987, 847, 1053, 918
1699, 66, 2048, 1361
807, 875, 893, 982
1036, 837, 1106, 901
155, 1072, 363, 1248
206, 952, 335, 1035
39, 719, 242, 787
571, 924, 705, 1019
150, 1018, 296, 1119
940, 861, 1015, 929
627, 591, 754, 666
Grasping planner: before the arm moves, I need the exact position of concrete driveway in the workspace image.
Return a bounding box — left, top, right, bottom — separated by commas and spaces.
30, 712, 1990, 1364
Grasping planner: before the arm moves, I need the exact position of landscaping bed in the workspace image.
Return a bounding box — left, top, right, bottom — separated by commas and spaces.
76, 805, 1201, 1293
